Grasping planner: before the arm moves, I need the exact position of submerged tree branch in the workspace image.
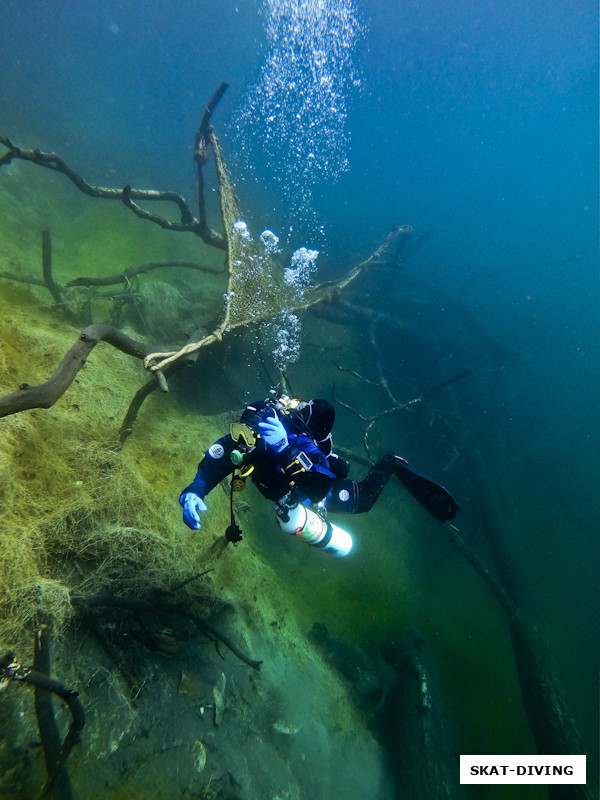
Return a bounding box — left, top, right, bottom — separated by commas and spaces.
119, 345, 202, 444
0, 80, 230, 250
0, 221, 412, 431
67, 259, 224, 287
194, 82, 231, 244
0, 135, 202, 226
0, 650, 85, 800
41, 231, 63, 304
0, 324, 193, 418
0, 88, 416, 436
33, 629, 75, 800
142, 225, 413, 374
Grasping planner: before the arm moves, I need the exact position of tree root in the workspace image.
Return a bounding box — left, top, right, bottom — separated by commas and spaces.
33, 628, 74, 800
0, 645, 85, 800
71, 593, 262, 671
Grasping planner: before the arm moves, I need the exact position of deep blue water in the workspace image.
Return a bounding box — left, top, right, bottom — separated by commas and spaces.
3, 0, 594, 363
1, 0, 598, 790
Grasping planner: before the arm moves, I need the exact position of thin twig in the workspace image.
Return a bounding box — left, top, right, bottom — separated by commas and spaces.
157, 569, 215, 597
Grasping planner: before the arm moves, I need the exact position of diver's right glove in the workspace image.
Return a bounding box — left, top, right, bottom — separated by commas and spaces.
180, 492, 207, 530
258, 415, 289, 453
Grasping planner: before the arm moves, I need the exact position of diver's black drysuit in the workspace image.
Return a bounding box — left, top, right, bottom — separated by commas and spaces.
181, 397, 459, 523
180, 398, 396, 514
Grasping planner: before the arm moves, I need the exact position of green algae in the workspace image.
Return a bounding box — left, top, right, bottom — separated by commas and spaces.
0, 154, 398, 800
0, 144, 566, 800
0, 162, 220, 647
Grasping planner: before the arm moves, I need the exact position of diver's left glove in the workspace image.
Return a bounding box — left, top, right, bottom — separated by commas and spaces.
180, 492, 207, 530
258, 415, 289, 453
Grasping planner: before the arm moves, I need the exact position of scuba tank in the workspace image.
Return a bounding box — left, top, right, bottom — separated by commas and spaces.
275, 499, 353, 557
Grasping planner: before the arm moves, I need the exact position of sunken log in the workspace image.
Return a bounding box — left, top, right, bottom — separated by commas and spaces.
377, 629, 465, 800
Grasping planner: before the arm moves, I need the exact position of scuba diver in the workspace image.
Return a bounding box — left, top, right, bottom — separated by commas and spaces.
179, 393, 459, 557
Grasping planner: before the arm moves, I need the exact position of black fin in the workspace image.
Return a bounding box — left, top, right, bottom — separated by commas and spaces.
393, 462, 459, 522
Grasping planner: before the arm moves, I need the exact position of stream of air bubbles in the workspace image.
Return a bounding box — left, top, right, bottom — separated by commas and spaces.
232, 0, 363, 371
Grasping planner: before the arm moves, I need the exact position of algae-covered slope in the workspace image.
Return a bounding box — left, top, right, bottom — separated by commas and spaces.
3, 126, 580, 800
0, 154, 396, 800
0, 167, 220, 646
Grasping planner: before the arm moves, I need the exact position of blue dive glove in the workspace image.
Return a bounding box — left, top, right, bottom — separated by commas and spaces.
180, 492, 207, 530
258, 414, 289, 453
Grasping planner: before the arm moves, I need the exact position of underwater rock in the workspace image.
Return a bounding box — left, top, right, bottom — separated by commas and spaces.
213, 672, 226, 727
192, 740, 207, 772
272, 719, 301, 736
178, 671, 204, 700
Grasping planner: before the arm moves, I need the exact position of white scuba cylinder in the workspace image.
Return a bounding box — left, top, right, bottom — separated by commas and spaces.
275, 502, 353, 557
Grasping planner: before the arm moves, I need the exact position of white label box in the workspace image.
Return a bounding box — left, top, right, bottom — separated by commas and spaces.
460, 755, 586, 784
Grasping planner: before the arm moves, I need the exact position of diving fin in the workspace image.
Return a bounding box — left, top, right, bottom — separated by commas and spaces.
392, 458, 459, 522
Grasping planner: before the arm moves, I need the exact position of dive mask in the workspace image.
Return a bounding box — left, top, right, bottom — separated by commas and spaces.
230, 421, 257, 448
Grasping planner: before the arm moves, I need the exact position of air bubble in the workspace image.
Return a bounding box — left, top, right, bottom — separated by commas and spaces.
232, 0, 363, 235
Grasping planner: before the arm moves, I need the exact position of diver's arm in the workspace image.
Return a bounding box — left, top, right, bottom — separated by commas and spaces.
180, 435, 236, 501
